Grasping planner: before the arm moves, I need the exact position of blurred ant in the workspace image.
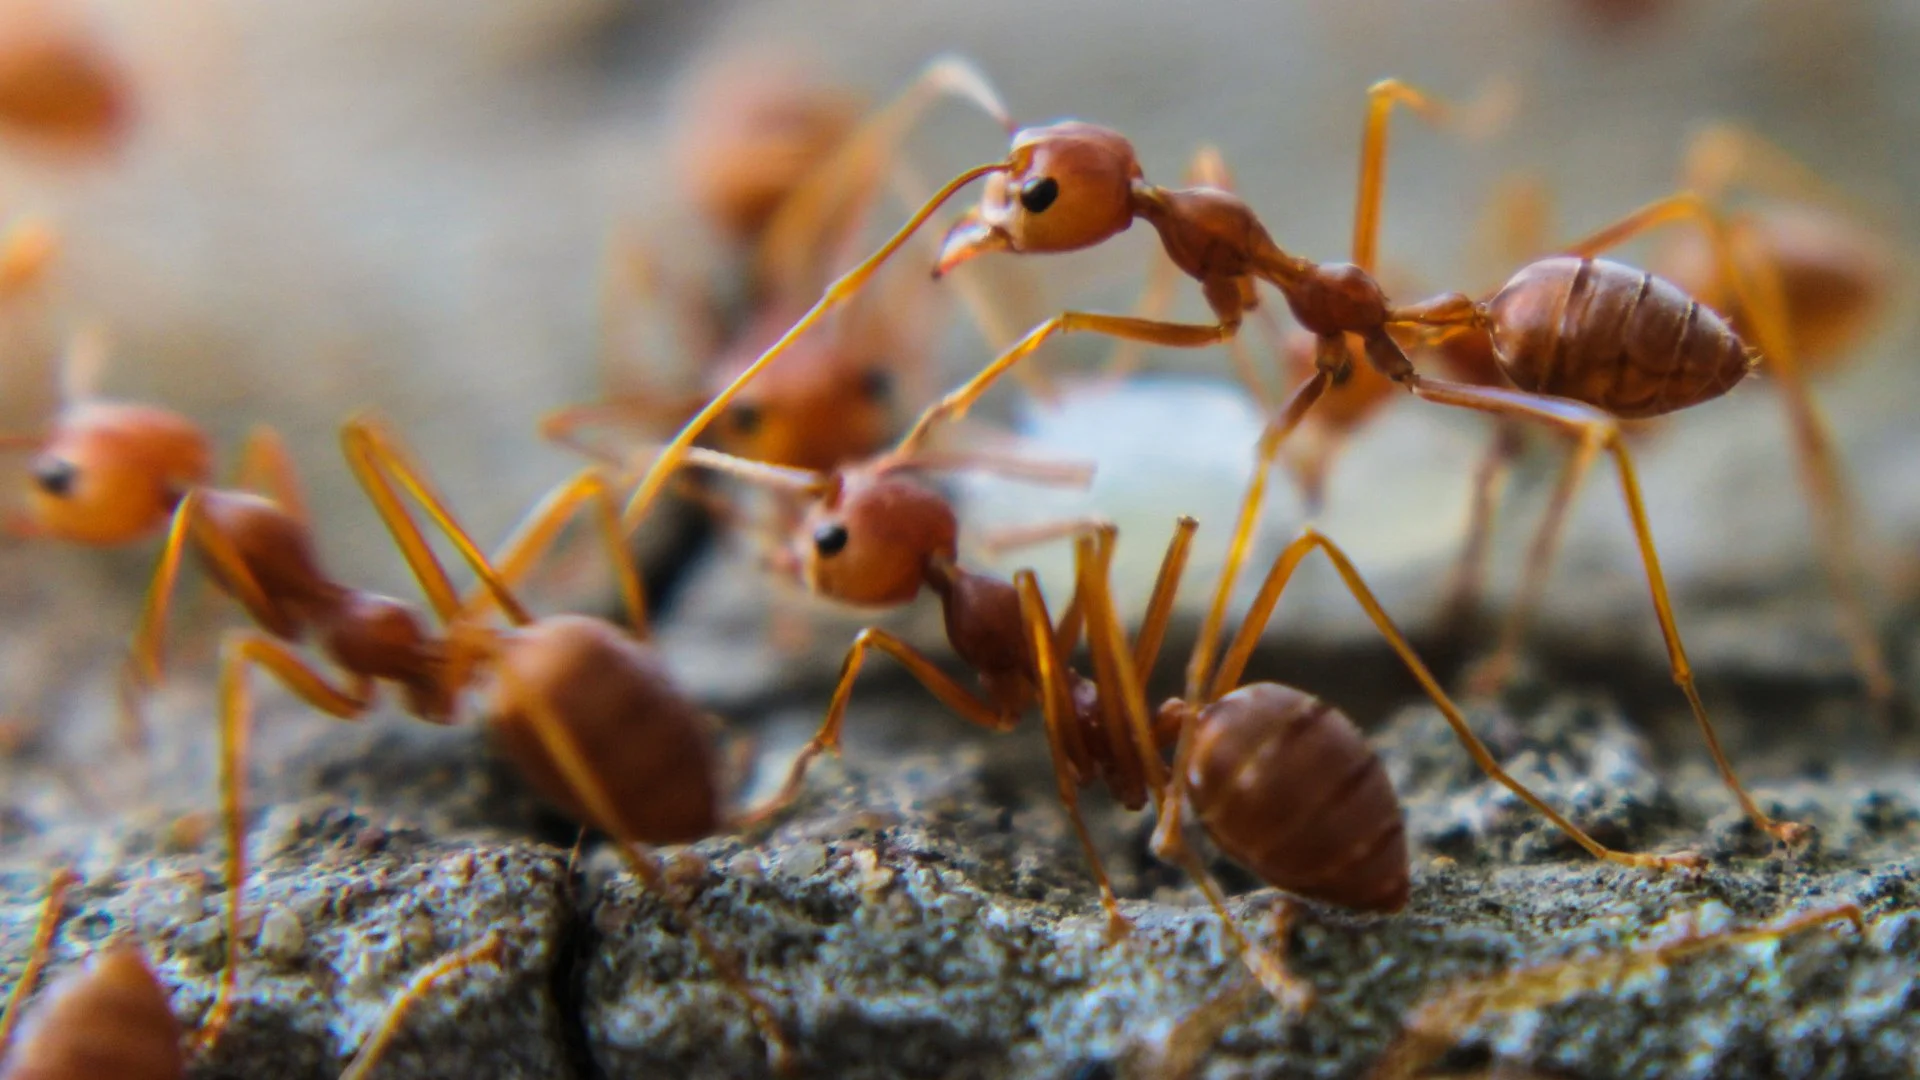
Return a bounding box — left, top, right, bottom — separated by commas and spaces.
1364, 902, 1863, 1080
0, 0, 133, 160
544, 54, 1028, 477
123, 416, 810, 1072
621, 71, 1811, 849
679, 418, 1706, 1010
0, 867, 506, 1078
1445, 125, 1900, 699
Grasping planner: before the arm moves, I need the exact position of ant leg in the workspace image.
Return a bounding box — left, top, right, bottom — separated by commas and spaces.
621, 160, 1009, 535
1150, 812, 1315, 1011
538, 397, 703, 468
1186, 370, 1331, 704
490, 663, 795, 1075
1015, 570, 1130, 942
1351, 78, 1513, 274
0, 868, 77, 1054
755, 55, 1012, 296
1464, 422, 1601, 696
337, 932, 506, 1080
1406, 374, 1810, 846
126, 489, 277, 689
892, 312, 1237, 457
1214, 526, 1707, 870
201, 631, 374, 1054
55, 323, 107, 405
888, 448, 1095, 489
973, 516, 1114, 563
455, 467, 648, 638
1375, 904, 1862, 1080
1556, 191, 1889, 703
736, 627, 1021, 826
1439, 421, 1524, 637
1132, 516, 1200, 677
1074, 529, 1168, 808
1681, 123, 1859, 208
340, 416, 533, 628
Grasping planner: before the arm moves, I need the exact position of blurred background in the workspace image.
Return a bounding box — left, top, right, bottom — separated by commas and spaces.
1, 0, 1917, 802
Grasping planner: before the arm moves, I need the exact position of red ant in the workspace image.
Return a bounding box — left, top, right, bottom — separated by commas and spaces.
1435, 125, 1900, 698
116, 415, 812, 1072
0, 867, 506, 1079
677, 414, 1707, 1011
543, 54, 1030, 477
619, 71, 1811, 851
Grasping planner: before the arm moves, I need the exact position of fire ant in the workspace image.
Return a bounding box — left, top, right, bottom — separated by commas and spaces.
544, 54, 1026, 477
0, 868, 507, 1078
121, 415, 811, 1072
619, 70, 1811, 851
1444, 125, 1900, 699
676, 415, 1707, 1011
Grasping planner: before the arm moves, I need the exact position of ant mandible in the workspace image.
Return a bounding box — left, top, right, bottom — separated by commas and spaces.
123, 416, 803, 1072
0, 868, 507, 1079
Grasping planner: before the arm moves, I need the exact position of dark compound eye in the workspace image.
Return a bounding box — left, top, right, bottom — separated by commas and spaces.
29, 456, 76, 498
858, 368, 893, 401
728, 402, 763, 435
1018, 176, 1060, 214
812, 522, 849, 557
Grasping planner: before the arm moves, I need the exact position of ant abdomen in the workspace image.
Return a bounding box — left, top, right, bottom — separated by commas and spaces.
0, 943, 183, 1080
1180, 683, 1409, 914
489, 616, 723, 845
1487, 256, 1753, 419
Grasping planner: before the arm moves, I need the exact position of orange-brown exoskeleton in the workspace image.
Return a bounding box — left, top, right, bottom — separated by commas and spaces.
0, 0, 133, 159
678, 430, 1708, 1013
124, 417, 806, 1072
622, 72, 1815, 851
0, 868, 508, 1079
1444, 126, 1900, 703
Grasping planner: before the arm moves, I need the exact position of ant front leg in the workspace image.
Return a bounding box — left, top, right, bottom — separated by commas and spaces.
1208, 525, 1709, 871
1404, 375, 1808, 847
337, 932, 506, 1080
892, 312, 1236, 458
202, 631, 374, 1054
736, 627, 1022, 827
1015, 570, 1131, 943
1556, 191, 1890, 704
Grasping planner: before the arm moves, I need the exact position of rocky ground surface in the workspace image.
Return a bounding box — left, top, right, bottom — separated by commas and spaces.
3, 1, 1920, 1078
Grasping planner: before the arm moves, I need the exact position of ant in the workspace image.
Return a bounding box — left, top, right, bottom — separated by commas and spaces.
677, 420, 1707, 1010
619, 70, 1811, 851
0, 0, 132, 160
0, 867, 506, 1078
122, 415, 810, 1072
544, 54, 1028, 477
1443, 125, 1899, 698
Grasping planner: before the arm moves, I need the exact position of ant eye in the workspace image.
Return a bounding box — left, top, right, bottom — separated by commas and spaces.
29, 456, 76, 497
812, 523, 849, 557
859, 368, 893, 401
1018, 176, 1060, 214
728, 403, 763, 435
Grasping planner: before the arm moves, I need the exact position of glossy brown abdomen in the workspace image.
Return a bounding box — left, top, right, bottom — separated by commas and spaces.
1183, 683, 1408, 913
491, 616, 722, 845
0, 944, 184, 1080
1488, 256, 1753, 419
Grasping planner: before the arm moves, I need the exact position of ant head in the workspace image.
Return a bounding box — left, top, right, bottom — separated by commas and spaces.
934, 122, 1142, 276
793, 466, 957, 607
707, 330, 898, 473
20, 402, 212, 545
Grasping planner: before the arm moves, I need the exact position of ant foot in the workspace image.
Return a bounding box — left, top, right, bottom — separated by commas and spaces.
1245, 953, 1314, 1014
1765, 818, 1815, 850
1102, 909, 1133, 946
